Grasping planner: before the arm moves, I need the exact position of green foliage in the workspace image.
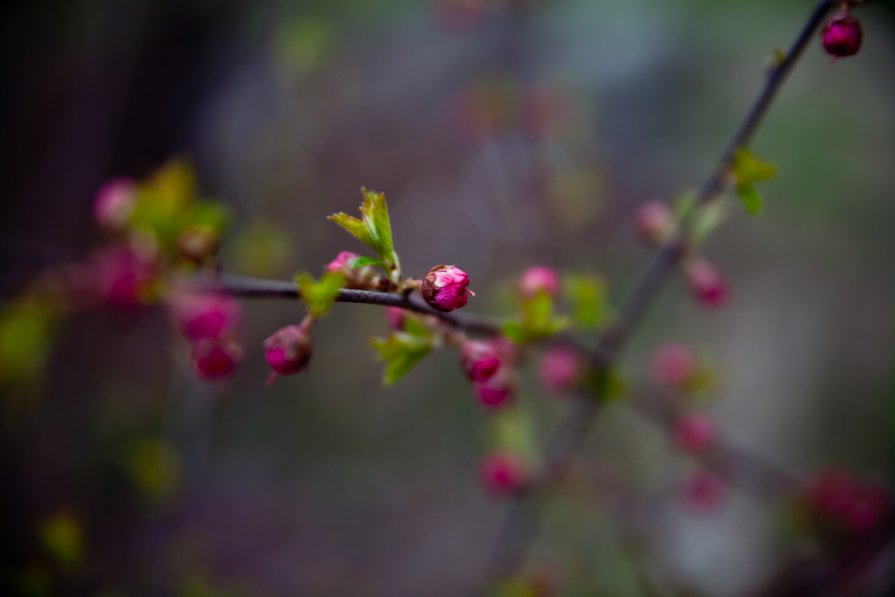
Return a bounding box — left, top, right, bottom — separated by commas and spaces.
39, 513, 83, 567
348, 255, 383, 269
125, 438, 182, 502
0, 299, 56, 387
327, 188, 401, 282
501, 292, 567, 344
582, 367, 627, 403
732, 148, 777, 216
563, 274, 609, 329
294, 271, 345, 318
369, 328, 433, 385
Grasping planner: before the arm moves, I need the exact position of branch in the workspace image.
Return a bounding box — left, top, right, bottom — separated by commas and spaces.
481, 0, 838, 588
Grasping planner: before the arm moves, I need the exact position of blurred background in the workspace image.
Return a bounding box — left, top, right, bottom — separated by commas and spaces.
1, 0, 894, 595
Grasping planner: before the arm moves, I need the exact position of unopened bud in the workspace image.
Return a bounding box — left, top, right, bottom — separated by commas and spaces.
420, 265, 473, 312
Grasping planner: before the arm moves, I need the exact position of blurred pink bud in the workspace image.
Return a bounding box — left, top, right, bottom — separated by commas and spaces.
92, 246, 157, 308
673, 413, 715, 455
480, 452, 525, 495
169, 291, 240, 341
537, 346, 582, 393
634, 200, 672, 245
682, 471, 726, 513
385, 306, 406, 331
264, 325, 313, 377
685, 260, 728, 308
325, 251, 360, 274
460, 340, 502, 382
420, 265, 473, 312
93, 178, 136, 231
191, 338, 242, 380
650, 343, 697, 387
804, 468, 887, 535
518, 266, 559, 299
473, 372, 515, 410
821, 12, 862, 59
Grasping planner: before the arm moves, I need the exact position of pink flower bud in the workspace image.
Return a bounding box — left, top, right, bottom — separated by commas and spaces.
673, 413, 715, 455
264, 325, 313, 377
480, 452, 525, 495
325, 251, 360, 274
420, 265, 473, 312
191, 338, 242, 380
537, 346, 582, 393
804, 468, 887, 535
518, 266, 559, 299
650, 343, 697, 387
92, 246, 157, 308
821, 12, 862, 59
385, 306, 406, 331
460, 340, 501, 382
685, 260, 728, 308
634, 200, 672, 245
169, 291, 240, 341
473, 372, 515, 410
93, 178, 136, 231
682, 471, 725, 513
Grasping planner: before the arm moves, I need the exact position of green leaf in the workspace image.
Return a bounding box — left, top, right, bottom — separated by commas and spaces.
582, 367, 627, 403
348, 255, 383, 269
563, 274, 609, 329
369, 332, 432, 385
0, 300, 55, 386
733, 148, 776, 187
327, 188, 400, 281
737, 184, 763, 215
39, 514, 83, 568
294, 271, 345, 318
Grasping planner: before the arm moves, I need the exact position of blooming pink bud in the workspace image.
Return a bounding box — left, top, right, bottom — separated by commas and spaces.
473, 372, 515, 410
325, 251, 360, 274
191, 338, 242, 380
821, 12, 862, 59
93, 178, 136, 231
518, 266, 559, 299
804, 468, 887, 535
480, 452, 525, 495
169, 291, 240, 341
634, 200, 672, 245
685, 260, 727, 308
682, 471, 726, 513
264, 325, 313, 377
650, 343, 697, 387
385, 306, 406, 331
420, 265, 473, 312
537, 346, 582, 393
673, 413, 715, 455
460, 340, 501, 382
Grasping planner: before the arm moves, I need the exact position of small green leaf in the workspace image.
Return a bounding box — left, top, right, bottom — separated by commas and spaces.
563, 274, 609, 329
733, 148, 776, 186
737, 184, 763, 216
582, 367, 627, 402
294, 271, 345, 318
327, 188, 400, 281
348, 255, 383, 269
369, 332, 432, 385
40, 513, 83, 567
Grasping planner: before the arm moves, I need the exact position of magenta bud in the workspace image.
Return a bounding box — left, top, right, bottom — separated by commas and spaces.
673, 413, 715, 455
480, 452, 525, 495
685, 260, 728, 308
518, 266, 559, 299
650, 343, 697, 387
804, 469, 887, 535
420, 265, 473, 312
264, 325, 313, 376
537, 346, 582, 393
92, 246, 157, 308
385, 306, 406, 331
170, 291, 240, 341
460, 340, 501, 382
821, 12, 863, 59
682, 471, 726, 513
325, 251, 360, 274
634, 200, 672, 245
93, 178, 136, 231
191, 338, 242, 380
473, 370, 515, 409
